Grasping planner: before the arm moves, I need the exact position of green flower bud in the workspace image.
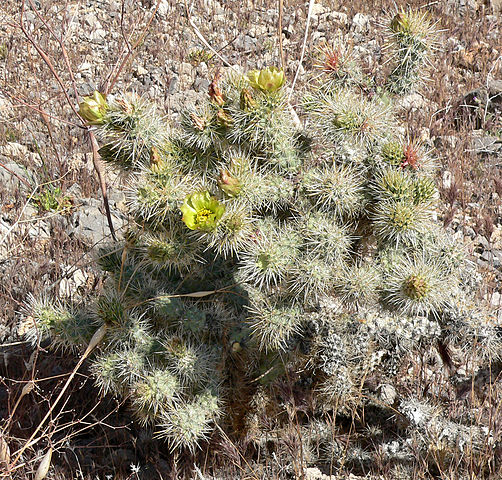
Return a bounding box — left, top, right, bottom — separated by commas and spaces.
247, 66, 285, 93
403, 274, 431, 300
390, 12, 410, 34
78, 91, 108, 125
381, 141, 405, 167
413, 177, 436, 205
217, 169, 241, 197
180, 191, 225, 231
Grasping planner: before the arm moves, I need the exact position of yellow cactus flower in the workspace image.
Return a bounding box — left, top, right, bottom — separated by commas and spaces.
247, 67, 285, 93
180, 191, 225, 231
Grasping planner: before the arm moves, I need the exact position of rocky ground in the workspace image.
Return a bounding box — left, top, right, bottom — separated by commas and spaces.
0, 0, 502, 478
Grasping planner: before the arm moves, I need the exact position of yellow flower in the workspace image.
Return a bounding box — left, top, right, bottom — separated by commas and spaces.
247, 67, 285, 93
180, 191, 225, 231
78, 91, 108, 125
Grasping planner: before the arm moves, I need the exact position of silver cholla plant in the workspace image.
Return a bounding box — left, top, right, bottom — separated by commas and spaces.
25, 9, 501, 471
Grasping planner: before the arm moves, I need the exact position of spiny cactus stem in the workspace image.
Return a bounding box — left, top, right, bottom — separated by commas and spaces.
10, 325, 107, 467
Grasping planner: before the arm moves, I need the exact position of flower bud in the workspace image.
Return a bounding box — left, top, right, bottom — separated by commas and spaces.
216, 109, 233, 127
209, 71, 225, 107
78, 91, 108, 125
217, 169, 241, 197
247, 66, 285, 93
149, 146, 165, 173
190, 113, 206, 131
240, 88, 257, 110
390, 12, 410, 34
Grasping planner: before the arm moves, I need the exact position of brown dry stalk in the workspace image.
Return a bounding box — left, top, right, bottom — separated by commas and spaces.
9, 325, 107, 470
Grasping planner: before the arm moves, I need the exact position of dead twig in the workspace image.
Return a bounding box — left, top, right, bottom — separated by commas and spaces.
9, 326, 107, 470
101, 0, 162, 94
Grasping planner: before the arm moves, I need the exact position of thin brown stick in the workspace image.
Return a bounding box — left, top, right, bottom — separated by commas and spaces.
9, 326, 107, 468
5, 93, 85, 128
103, 0, 162, 95
89, 130, 117, 240
0, 162, 31, 188
39, 107, 62, 166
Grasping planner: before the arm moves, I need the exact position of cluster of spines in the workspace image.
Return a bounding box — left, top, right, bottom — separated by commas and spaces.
385, 7, 440, 94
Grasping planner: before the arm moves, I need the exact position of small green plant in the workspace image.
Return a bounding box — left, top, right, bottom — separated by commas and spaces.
32, 185, 73, 214
187, 48, 214, 66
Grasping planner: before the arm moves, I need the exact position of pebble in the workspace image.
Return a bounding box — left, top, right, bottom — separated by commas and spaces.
351, 13, 371, 34
59, 267, 88, 298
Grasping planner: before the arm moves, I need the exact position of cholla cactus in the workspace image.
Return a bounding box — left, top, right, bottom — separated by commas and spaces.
22, 9, 501, 473
385, 7, 440, 93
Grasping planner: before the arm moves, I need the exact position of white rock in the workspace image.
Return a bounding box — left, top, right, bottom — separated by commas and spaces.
135, 65, 148, 76
84, 12, 102, 30
304, 467, 334, 480
379, 383, 397, 404
311, 3, 328, 17
157, 0, 171, 18
396, 92, 428, 111
351, 13, 371, 33
59, 268, 88, 298
328, 11, 348, 26
78, 62, 93, 76
0, 142, 29, 159
489, 291, 502, 307
442, 170, 452, 190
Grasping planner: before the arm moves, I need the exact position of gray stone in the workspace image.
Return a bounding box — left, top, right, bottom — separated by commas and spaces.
472, 135, 501, 154
70, 199, 127, 245
27, 221, 51, 241
481, 249, 502, 267
328, 11, 349, 27
193, 77, 210, 93
0, 161, 32, 192
167, 75, 179, 94
66, 183, 82, 198
235, 34, 256, 51
475, 235, 491, 250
